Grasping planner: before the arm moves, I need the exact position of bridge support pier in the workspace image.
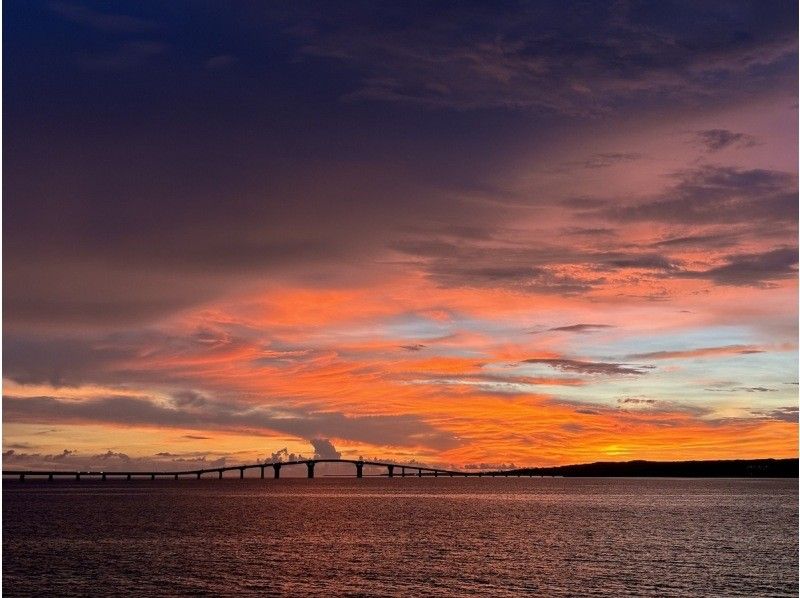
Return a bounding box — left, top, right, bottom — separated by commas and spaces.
76, 473, 81, 481
356, 462, 363, 478
127, 474, 132, 481
151, 473, 156, 481
307, 461, 315, 479
239, 468, 245, 480
387, 465, 394, 478
418, 469, 422, 477
434, 470, 438, 477
218, 470, 223, 480
401, 467, 406, 477
174, 474, 179, 480
260, 466, 265, 479
196, 472, 201, 480
48, 474, 54, 482
102, 473, 107, 481
273, 463, 281, 479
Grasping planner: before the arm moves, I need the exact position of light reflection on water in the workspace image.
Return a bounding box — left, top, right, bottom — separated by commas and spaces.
4, 478, 797, 596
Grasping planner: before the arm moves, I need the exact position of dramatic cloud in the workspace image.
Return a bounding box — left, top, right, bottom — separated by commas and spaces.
311, 438, 342, 460
283, 2, 796, 113
694, 129, 758, 152
677, 247, 798, 286
3, 1, 797, 467
3, 395, 460, 451
604, 166, 798, 226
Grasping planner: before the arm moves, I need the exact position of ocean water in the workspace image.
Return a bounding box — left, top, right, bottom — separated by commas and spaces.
3, 478, 797, 596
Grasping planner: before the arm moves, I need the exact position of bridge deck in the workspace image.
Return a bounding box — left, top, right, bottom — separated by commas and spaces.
1, 459, 536, 479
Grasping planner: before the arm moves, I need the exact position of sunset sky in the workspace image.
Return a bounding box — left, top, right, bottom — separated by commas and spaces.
4, 1, 798, 471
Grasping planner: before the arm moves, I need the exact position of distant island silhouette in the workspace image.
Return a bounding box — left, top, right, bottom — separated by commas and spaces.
506, 458, 798, 478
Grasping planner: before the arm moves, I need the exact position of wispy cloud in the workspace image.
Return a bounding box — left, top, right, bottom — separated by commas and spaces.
522, 358, 651, 376
693, 129, 759, 152
546, 324, 614, 333
626, 345, 766, 360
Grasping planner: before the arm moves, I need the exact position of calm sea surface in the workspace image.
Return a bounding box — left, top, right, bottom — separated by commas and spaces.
3, 478, 797, 596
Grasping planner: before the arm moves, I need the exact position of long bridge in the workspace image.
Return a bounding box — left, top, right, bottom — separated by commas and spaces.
2, 459, 534, 481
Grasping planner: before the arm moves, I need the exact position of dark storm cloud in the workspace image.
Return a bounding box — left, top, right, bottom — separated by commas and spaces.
693, 129, 758, 152
283, 1, 796, 113
4, 1, 797, 332
677, 247, 798, 286
604, 166, 798, 225
5, 3, 507, 327
2, 335, 131, 387
3, 395, 461, 451
522, 358, 650, 376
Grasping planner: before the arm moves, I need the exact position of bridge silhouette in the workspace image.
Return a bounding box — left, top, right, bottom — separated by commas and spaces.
2, 459, 533, 481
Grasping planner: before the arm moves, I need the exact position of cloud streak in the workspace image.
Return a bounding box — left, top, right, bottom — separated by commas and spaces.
3, 395, 460, 451
626, 345, 766, 360
522, 359, 651, 376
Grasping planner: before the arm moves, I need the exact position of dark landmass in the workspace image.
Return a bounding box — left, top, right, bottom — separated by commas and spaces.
510, 458, 798, 478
